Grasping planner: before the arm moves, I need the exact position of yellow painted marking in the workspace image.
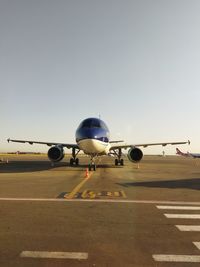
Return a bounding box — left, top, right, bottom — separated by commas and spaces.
114, 191, 120, 197
66, 173, 93, 199
81, 190, 89, 199
79, 190, 127, 199
88, 191, 96, 199
107, 191, 112, 197
120, 190, 127, 198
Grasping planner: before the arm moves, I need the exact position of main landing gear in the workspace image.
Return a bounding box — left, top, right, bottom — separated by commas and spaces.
70, 148, 80, 166
115, 158, 124, 166
113, 148, 124, 166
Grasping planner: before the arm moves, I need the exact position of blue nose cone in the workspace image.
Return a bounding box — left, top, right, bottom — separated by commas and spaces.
75, 118, 110, 143
76, 127, 109, 143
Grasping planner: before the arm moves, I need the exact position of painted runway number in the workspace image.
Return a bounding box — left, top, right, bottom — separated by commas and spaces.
60, 190, 126, 199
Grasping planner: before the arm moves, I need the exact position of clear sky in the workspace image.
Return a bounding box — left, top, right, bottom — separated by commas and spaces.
1, 0, 200, 154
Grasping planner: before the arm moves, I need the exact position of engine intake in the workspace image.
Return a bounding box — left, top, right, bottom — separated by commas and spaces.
48, 146, 64, 162
127, 147, 143, 162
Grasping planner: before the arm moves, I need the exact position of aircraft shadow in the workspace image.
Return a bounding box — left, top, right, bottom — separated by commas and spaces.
0, 161, 83, 173
116, 178, 200, 191
96, 164, 122, 169
0, 161, 119, 173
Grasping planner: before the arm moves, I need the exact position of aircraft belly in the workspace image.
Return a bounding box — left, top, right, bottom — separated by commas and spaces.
78, 139, 109, 154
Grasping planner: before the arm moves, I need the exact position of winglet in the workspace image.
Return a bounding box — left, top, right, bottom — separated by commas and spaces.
7, 138, 10, 143
188, 140, 191, 145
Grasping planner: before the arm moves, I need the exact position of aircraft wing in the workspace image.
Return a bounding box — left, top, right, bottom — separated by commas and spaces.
7, 138, 79, 149
190, 153, 200, 158
110, 140, 190, 150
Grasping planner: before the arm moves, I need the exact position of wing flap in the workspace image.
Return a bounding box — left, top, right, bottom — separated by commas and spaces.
7, 138, 79, 149
110, 140, 190, 150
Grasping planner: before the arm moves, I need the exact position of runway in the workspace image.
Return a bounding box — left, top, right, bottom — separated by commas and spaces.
0, 154, 200, 266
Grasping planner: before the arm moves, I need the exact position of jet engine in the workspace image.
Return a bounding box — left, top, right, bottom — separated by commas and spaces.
127, 147, 143, 162
48, 146, 64, 162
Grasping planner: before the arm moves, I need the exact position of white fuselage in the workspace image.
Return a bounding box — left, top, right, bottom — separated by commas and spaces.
78, 139, 111, 155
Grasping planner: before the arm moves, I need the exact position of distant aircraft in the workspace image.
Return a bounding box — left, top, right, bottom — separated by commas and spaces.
176, 147, 200, 158
7, 117, 189, 170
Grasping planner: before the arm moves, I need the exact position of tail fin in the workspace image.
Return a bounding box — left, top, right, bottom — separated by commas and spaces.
176, 148, 188, 157
176, 148, 182, 155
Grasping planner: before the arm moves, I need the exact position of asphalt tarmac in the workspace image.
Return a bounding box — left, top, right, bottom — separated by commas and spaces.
0, 154, 200, 266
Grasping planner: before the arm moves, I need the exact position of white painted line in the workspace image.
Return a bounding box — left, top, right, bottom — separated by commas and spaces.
1, 197, 200, 205
153, 254, 200, 262
157, 205, 200, 210
193, 242, 200, 250
20, 251, 88, 260
164, 214, 200, 219
176, 225, 200, 231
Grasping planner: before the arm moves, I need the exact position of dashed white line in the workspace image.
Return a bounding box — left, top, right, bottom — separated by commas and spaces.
193, 242, 200, 250
157, 205, 200, 210
153, 254, 200, 262
176, 225, 200, 231
164, 214, 200, 219
20, 251, 88, 260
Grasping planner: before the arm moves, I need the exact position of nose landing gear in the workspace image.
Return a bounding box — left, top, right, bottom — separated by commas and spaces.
88, 156, 96, 171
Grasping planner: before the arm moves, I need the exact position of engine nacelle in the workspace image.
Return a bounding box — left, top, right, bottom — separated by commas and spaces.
127, 147, 143, 162
48, 146, 64, 162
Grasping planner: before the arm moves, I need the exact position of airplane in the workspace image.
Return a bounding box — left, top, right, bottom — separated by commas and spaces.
176, 147, 200, 158
7, 117, 190, 170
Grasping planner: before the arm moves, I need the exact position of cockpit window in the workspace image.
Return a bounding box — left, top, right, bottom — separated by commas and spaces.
100, 120, 108, 129
79, 118, 108, 130
81, 119, 100, 128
